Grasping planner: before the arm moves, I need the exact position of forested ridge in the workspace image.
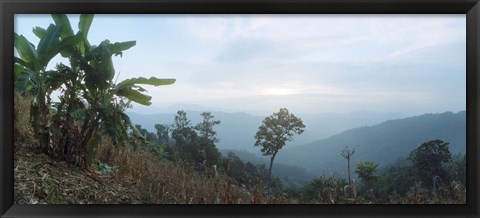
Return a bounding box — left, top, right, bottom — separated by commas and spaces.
14, 14, 466, 204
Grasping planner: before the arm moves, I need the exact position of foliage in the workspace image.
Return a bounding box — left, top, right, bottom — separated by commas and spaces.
155, 123, 171, 145
355, 160, 379, 188
14, 14, 175, 168
355, 160, 379, 199
447, 154, 466, 185
171, 111, 222, 171
408, 140, 452, 189
254, 108, 305, 189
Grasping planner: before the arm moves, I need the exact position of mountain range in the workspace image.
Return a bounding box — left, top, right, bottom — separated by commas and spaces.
276, 111, 466, 176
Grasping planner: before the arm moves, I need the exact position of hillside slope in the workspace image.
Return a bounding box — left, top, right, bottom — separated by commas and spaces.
276, 111, 466, 176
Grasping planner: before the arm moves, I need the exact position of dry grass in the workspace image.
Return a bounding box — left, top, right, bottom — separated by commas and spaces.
14, 92, 33, 145
95, 137, 285, 204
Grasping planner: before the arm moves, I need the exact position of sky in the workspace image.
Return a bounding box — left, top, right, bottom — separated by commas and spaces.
15, 14, 466, 116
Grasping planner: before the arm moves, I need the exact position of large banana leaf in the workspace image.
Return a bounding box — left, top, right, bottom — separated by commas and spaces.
14, 33, 40, 71
16, 69, 39, 93
37, 24, 63, 67
14, 63, 24, 77
51, 14, 74, 39
57, 33, 85, 58
115, 88, 153, 106
32, 27, 47, 39
78, 14, 94, 54
110, 41, 136, 57
117, 77, 176, 88
115, 77, 175, 106
78, 14, 94, 38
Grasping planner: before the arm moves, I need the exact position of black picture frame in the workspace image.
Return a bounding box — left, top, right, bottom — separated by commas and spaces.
1, 0, 479, 217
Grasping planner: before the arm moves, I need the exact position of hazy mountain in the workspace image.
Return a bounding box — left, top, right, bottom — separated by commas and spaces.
275, 111, 466, 176
126, 109, 407, 153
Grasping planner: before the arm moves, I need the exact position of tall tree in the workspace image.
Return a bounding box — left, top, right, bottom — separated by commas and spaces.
195, 112, 221, 143
195, 112, 221, 169
408, 139, 452, 189
254, 108, 305, 189
341, 146, 355, 184
154, 123, 170, 145
171, 110, 196, 153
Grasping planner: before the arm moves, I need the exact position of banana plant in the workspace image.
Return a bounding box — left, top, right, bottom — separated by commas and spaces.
51, 14, 175, 167
14, 20, 84, 153
16, 14, 176, 168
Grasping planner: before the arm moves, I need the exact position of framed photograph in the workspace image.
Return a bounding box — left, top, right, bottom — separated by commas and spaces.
1, 0, 479, 217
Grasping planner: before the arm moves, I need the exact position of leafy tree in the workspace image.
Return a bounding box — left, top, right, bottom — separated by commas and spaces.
223, 152, 245, 182
355, 160, 379, 190
447, 154, 466, 185
195, 112, 221, 168
254, 108, 305, 189
408, 139, 452, 189
195, 112, 221, 143
341, 146, 355, 184
155, 123, 170, 145
171, 110, 197, 161
376, 157, 416, 198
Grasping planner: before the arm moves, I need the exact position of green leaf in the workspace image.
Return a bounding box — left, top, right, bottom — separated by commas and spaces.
14, 33, 40, 70
58, 33, 84, 57
78, 14, 94, 54
14, 57, 30, 68
115, 88, 152, 106
44, 70, 67, 90
51, 14, 74, 39
14, 63, 25, 77
69, 108, 86, 120
15, 69, 38, 93
32, 27, 47, 39
109, 41, 136, 55
117, 77, 176, 89
114, 77, 175, 106
37, 24, 63, 67
78, 14, 94, 38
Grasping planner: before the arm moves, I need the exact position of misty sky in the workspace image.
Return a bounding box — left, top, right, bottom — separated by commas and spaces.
15, 14, 466, 116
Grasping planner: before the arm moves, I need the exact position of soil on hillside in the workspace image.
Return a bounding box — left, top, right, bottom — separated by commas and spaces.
14, 145, 147, 204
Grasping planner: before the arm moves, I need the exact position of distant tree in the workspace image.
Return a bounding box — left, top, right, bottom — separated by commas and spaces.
154, 123, 170, 145
171, 110, 197, 161
135, 124, 157, 144
174, 110, 191, 129
223, 152, 245, 181
355, 160, 379, 189
194, 112, 221, 169
341, 146, 355, 184
447, 154, 466, 185
408, 139, 452, 189
195, 112, 221, 143
254, 108, 305, 189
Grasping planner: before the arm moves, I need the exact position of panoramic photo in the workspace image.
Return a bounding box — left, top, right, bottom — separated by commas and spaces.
13, 14, 466, 204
